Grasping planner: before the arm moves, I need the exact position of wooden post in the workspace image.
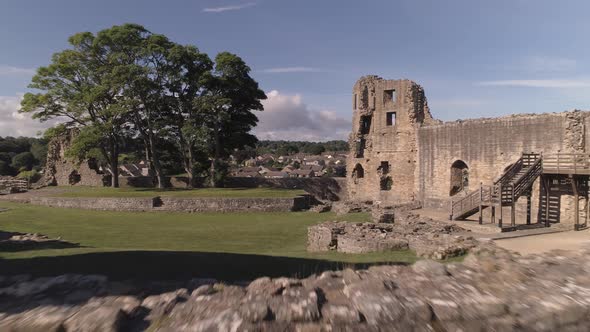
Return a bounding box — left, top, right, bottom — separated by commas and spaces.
572, 175, 580, 231
498, 184, 503, 229
526, 193, 531, 225
479, 182, 483, 224
511, 187, 516, 227
544, 176, 550, 227
491, 206, 496, 224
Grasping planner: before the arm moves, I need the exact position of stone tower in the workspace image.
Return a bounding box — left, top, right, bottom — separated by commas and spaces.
346, 76, 434, 205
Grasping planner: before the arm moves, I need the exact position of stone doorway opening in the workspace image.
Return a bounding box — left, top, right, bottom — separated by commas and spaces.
450, 160, 469, 196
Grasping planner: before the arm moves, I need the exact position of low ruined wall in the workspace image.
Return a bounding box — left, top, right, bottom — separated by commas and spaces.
30, 196, 155, 211
224, 177, 346, 201
25, 195, 309, 213
119, 176, 206, 189
157, 196, 310, 213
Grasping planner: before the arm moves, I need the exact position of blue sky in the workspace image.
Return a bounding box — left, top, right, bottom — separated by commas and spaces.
1, 0, 590, 139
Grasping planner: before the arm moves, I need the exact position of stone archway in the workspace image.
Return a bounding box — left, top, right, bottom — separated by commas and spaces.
352, 164, 364, 184
450, 160, 469, 196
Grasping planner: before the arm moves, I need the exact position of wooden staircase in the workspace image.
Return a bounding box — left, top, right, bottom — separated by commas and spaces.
451, 153, 542, 222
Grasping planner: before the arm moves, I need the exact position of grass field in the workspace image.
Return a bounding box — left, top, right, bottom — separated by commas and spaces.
48, 186, 307, 198
0, 202, 418, 281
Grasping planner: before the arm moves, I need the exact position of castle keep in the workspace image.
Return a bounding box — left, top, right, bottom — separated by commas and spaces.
347, 75, 590, 230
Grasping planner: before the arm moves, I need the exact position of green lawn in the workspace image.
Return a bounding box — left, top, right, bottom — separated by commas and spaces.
49, 186, 307, 198
0, 202, 417, 281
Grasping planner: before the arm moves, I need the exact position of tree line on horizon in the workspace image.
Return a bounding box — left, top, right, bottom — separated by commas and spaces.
0, 136, 47, 181
20, 23, 266, 188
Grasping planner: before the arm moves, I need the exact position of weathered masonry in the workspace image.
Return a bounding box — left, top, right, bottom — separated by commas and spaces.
347, 75, 590, 230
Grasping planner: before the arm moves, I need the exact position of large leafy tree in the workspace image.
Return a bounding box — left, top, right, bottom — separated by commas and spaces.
165, 45, 213, 187
202, 52, 267, 187
20, 27, 132, 187
22, 24, 266, 189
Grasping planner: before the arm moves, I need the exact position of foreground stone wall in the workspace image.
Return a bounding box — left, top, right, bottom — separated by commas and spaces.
4, 244, 590, 331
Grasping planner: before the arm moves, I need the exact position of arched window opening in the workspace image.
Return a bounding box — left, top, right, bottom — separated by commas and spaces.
380, 176, 393, 191
352, 164, 364, 184
450, 160, 469, 196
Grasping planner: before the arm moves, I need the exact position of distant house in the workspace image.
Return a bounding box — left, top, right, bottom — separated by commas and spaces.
264, 171, 289, 178
282, 165, 295, 174
260, 166, 280, 174
303, 156, 322, 166
256, 154, 275, 165
311, 165, 325, 174
119, 160, 153, 177
244, 158, 257, 167
277, 156, 291, 164
239, 166, 261, 174
292, 169, 315, 178
240, 171, 262, 178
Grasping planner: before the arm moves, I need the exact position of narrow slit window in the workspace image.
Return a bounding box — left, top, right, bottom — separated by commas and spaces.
379, 161, 390, 174
353, 94, 357, 110
386, 112, 396, 126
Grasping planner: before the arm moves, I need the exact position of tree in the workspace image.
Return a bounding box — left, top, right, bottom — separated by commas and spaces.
30, 141, 47, 166
160, 44, 213, 187
0, 161, 12, 175
200, 52, 267, 187
20, 26, 133, 187
11, 152, 35, 171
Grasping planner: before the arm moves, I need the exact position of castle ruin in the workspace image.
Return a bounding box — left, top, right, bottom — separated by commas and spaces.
347, 75, 590, 230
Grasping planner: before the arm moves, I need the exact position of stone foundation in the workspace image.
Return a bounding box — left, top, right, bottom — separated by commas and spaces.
308, 213, 477, 259
4, 244, 590, 331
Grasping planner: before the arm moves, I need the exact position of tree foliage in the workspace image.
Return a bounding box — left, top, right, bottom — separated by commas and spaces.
22, 23, 267, 187
0, 136, 47, 175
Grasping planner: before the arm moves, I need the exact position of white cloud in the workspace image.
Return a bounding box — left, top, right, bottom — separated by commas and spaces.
0, 65, 35, 76
0, 95, 57, 137
253, 90, 351, 141
202, 2, 257, 13
524, 56, 577, 73
477, 79, 590, 88
261, 67, 320, 74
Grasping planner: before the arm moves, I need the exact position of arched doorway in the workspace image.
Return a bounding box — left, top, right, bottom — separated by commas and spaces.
352, 164, 364, 184
450, 160, 469, 196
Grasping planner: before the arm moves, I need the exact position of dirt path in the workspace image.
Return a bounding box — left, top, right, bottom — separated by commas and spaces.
495, 229, 590, 255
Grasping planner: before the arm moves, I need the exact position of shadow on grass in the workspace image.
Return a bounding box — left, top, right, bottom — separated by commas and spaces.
0, 250, 409, 282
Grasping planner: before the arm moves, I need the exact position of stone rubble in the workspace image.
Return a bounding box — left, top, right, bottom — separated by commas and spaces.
3, 244, 590, 330
308, 212, 477, 259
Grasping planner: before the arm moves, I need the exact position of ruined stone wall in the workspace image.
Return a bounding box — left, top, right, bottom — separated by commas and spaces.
45, 131, 107, 187
24, 196, 309, 213
346, 76, 435, 205
30, 196, 156, 211
225, 177, 346, 201
157, 196, 310, 213
417, 111, 590, 226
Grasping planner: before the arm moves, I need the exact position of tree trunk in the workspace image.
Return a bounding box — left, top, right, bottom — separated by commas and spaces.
210, 121, 222, 188
146, 133, 166, 189
186, 146, 195, 189
109, 143, 119, 188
